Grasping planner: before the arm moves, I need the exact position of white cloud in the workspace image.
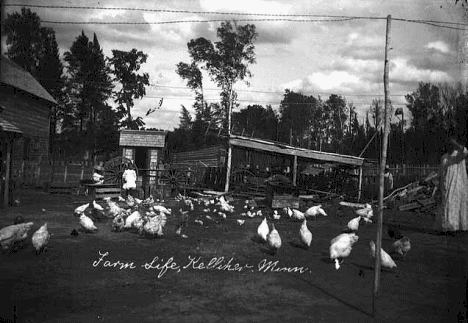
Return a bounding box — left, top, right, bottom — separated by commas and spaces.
391, 57, 452, 83
307, 71, 360, 91
425, 40, 450, 54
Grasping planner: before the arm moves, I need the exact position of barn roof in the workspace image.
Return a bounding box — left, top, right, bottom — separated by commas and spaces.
0, 55, 57, 104
229, 135, 364, 166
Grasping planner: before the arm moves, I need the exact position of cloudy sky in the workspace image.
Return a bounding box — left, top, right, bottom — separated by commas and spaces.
2, 0, 467, 130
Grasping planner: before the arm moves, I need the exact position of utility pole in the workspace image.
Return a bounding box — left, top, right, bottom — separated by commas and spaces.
373, 14, 392, 318
224, 86, 234, 193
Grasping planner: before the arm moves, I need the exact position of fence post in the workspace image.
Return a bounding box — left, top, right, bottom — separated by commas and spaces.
64, 165, 68, 183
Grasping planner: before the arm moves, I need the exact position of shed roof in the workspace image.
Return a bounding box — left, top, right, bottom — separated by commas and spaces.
119, 129, 168, 148
229, 135, 364, 166
0, 55, 57, 104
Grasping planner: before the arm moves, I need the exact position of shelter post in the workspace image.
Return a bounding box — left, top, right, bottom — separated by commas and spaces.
292, 155, 298, 186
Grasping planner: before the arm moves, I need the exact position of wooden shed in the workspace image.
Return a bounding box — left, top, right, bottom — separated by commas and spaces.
119, 129, 168, 187
0, 55, 57, 207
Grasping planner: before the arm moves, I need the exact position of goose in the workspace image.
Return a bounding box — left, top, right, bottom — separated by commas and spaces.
369, 241, 397, 268
329, 233, 359, 270
257, 217, 269, 242
32, 223, 51, 255
299, 219, 312, 247
267, 223, 282, 252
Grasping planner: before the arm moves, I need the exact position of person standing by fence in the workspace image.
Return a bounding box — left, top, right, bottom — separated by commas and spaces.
384, 165, 394, 196
434, 138, 468, 234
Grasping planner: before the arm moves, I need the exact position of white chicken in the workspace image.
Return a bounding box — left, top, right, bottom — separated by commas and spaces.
267, 223, 282, 252
142, 214, 167, 238
329, 233, 359, 270
299, 219, 312, 247
272, 210, 281, 220
124, 211, 141, 229
92, 200, 104, 211
103, 197, 123, 218
152, 205, 171, 215
369, 241, 397, 269
392, 236, 411, 257
74, 203, 89, 217
356, 203, 373, 220
257, 217, 269, 242
132, 216, 145, 233
305, 205, 328, 220
32, 223, 51, 255
0, 222, 34, 252
142, 195, 154, 206
347, 216, 361, 231
79, 214, 97, 233
290, 208, 305, 221
217, 196, 235, 213
237, 219, 245, 226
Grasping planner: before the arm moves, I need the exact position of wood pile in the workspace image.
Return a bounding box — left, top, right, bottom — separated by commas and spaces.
385, 171, 439, 213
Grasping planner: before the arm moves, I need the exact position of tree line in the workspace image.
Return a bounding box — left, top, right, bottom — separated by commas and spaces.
4, 8, 467, 166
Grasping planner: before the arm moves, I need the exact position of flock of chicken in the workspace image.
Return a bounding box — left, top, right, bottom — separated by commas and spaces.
255, 201, 411, 270
0, 193, 410, 272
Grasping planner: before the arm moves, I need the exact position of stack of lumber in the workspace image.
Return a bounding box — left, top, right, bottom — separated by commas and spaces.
386, 171, 439, 213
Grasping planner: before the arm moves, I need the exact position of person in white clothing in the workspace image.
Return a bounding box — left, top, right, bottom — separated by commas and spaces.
434, 138, 468, 234
122, 165, 137, 196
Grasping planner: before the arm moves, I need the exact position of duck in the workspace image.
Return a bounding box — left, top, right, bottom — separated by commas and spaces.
0, 222, 34, 252
329, 233, 359, 270
79, 214, 97, 233
31, 223, 51, 255
257, 217, 269, 242
267, 223, 282, 252
369, 241, 397, 269
392, 236, 411, 257
299, 219, 312, 248
305, 205, 328, 220
347, 216, 361, 232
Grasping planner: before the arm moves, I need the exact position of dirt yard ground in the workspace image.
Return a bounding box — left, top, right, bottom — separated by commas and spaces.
0, 189, 467, 323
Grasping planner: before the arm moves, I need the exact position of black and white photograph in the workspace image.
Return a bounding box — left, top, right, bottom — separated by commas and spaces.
1, 0, 468, 322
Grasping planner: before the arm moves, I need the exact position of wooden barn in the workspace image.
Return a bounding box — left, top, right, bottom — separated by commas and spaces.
0, 55, 57, 208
